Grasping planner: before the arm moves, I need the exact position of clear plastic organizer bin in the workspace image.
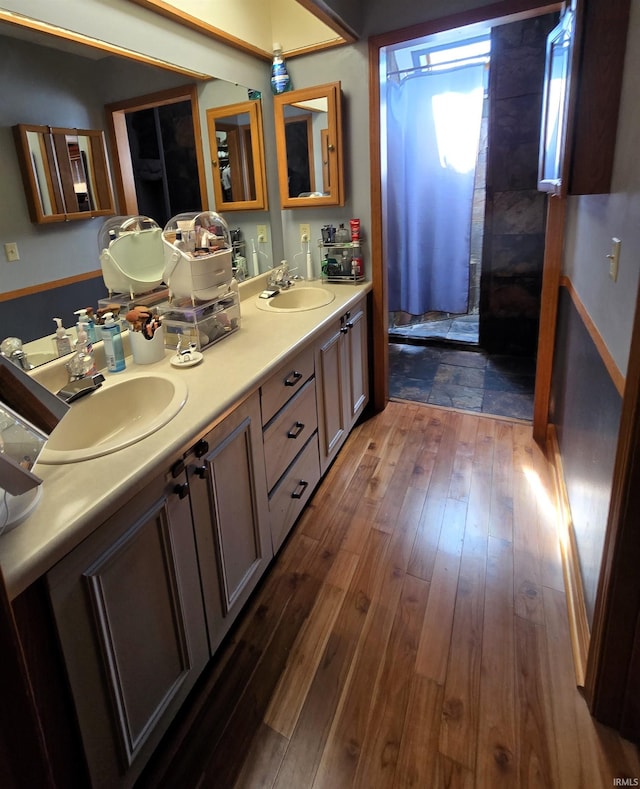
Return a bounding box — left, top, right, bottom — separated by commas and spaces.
157, 291, 241, 351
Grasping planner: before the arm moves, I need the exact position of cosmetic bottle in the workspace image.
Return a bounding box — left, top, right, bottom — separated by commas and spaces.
335, 223, 350, 243
270, 43, 291, 95
52, 317, 72, 356
100, 312, 126, 372
74, 308, 97, 344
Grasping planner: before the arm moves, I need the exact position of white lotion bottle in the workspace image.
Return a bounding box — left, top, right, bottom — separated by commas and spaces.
100, 312, 126, 372
52, 317, 72, 356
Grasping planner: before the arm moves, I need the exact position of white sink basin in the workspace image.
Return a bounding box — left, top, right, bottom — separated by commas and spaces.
38, 373, 187, 464
256, 286, 335, 312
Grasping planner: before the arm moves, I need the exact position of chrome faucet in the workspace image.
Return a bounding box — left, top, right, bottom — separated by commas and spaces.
56, 371, 105, 404
56, 351, 105, 404
267, 261, 296, 290
0, 338, 32, 371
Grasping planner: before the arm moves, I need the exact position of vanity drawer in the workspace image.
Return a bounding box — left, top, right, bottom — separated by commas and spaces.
263, 378, 317, 491
269, 433, 320, 553
261, 344, 315, 425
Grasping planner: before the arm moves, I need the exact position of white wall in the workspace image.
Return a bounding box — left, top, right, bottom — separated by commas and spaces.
562, 0, 640, 376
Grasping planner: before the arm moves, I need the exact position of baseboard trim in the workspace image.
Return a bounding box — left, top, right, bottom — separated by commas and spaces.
547, 424, 590, 687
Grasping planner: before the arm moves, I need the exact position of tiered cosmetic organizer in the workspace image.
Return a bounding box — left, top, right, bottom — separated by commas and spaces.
157, 211, 240, 351
97, 212, 240, 352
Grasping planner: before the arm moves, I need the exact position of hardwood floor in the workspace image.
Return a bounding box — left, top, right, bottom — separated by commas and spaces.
138, 402, 640, 788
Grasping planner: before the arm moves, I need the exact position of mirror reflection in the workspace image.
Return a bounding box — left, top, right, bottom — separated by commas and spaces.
1, 30, 275, 368
206, 100, 268, 211
14, 125, 115, 222
274, 82, 344, 209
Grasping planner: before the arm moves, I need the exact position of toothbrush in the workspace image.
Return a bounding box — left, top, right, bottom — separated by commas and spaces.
251, 240, 260, 277
306, 242, 314, 280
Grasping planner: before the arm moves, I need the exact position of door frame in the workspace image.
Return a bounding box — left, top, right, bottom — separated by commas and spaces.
368, 0, 562, 413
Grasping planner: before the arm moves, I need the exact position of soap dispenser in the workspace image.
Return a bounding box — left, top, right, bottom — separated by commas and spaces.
74, 308, 97, 344
67, 323, 97, 379
52, 318, 72, 356
100, 312, 126, 372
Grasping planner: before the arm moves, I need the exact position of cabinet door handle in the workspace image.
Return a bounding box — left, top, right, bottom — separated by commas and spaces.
194, 439, 209, 458
291, 479, 309, 499
287, 421, 305, 439
346, 321, 354, 329
171, 459, 185, 478
284, 370, 303, 387
194, 465, 207, 479
174, 482, 189, 499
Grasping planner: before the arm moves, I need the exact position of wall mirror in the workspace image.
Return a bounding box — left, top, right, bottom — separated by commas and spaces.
273, 81, 344, 209
1, 27, 276, 369
13, 124, 115, 223
206, 99, 268, 211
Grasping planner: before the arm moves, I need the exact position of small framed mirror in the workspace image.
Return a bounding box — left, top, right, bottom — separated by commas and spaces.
274, 82, 344, 209
206, 99, 268, 211
13, 124, 115, 223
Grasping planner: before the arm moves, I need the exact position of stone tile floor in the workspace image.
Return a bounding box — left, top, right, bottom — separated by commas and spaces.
389, 341, 536, 421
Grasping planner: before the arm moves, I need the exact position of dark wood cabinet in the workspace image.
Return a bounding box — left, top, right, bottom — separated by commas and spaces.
566, 0, 631, 195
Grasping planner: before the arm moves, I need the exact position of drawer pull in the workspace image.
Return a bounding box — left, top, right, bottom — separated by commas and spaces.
194, 465, 207, 479
174, 482, 189, 499
287, 421, 305, 439
340, 326, 349, 334
284, 370, 303, 387
291, 479, 309, 499
194, 439, 209, 458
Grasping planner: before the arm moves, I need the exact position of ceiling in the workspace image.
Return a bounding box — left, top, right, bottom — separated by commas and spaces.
127, 0, 355, 58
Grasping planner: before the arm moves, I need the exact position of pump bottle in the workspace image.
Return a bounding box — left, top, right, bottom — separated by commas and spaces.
52, 318, 72, 356
74, 308, 97, 344
100, 312, 126, 372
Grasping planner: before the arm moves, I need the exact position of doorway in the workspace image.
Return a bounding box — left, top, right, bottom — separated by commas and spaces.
375, 12, 559, 421
106, 84, 208, 225
382, 29, 490, 348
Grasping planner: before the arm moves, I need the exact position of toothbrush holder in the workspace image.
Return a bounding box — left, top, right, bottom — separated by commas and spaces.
130, 326, 165, 365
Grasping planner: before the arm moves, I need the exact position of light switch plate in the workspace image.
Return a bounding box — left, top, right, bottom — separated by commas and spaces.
608, 237, 621, 282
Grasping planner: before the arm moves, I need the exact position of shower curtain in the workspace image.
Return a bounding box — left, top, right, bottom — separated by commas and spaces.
385, 63, 485, 316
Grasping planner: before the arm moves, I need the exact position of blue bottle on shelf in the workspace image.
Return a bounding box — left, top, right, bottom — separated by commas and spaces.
271, 43, 291, 95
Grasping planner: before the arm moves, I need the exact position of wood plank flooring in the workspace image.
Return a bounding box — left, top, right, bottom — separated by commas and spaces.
137, 402, 640, 789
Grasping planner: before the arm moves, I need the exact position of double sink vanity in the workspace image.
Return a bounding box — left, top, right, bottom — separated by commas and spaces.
1, 273, 370, 788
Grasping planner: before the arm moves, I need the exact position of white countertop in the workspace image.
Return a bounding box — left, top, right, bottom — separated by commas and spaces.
0, 276, 371, 600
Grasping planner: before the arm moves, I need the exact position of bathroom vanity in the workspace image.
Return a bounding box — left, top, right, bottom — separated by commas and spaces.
1, 275, 370, 788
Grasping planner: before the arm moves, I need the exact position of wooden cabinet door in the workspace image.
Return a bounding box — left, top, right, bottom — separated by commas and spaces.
345, 302, 369, 426
187, 391, 271, 654
47, 467, 208, 789
315, 319, 349, 474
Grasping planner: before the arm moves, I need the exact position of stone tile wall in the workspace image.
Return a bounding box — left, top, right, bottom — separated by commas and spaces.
479, 13, 558, 356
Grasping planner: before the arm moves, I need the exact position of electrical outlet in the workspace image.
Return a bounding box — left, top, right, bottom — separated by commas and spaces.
299, 223, 311, 243
4, 242, 19, 262
256, 224, 268, 243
